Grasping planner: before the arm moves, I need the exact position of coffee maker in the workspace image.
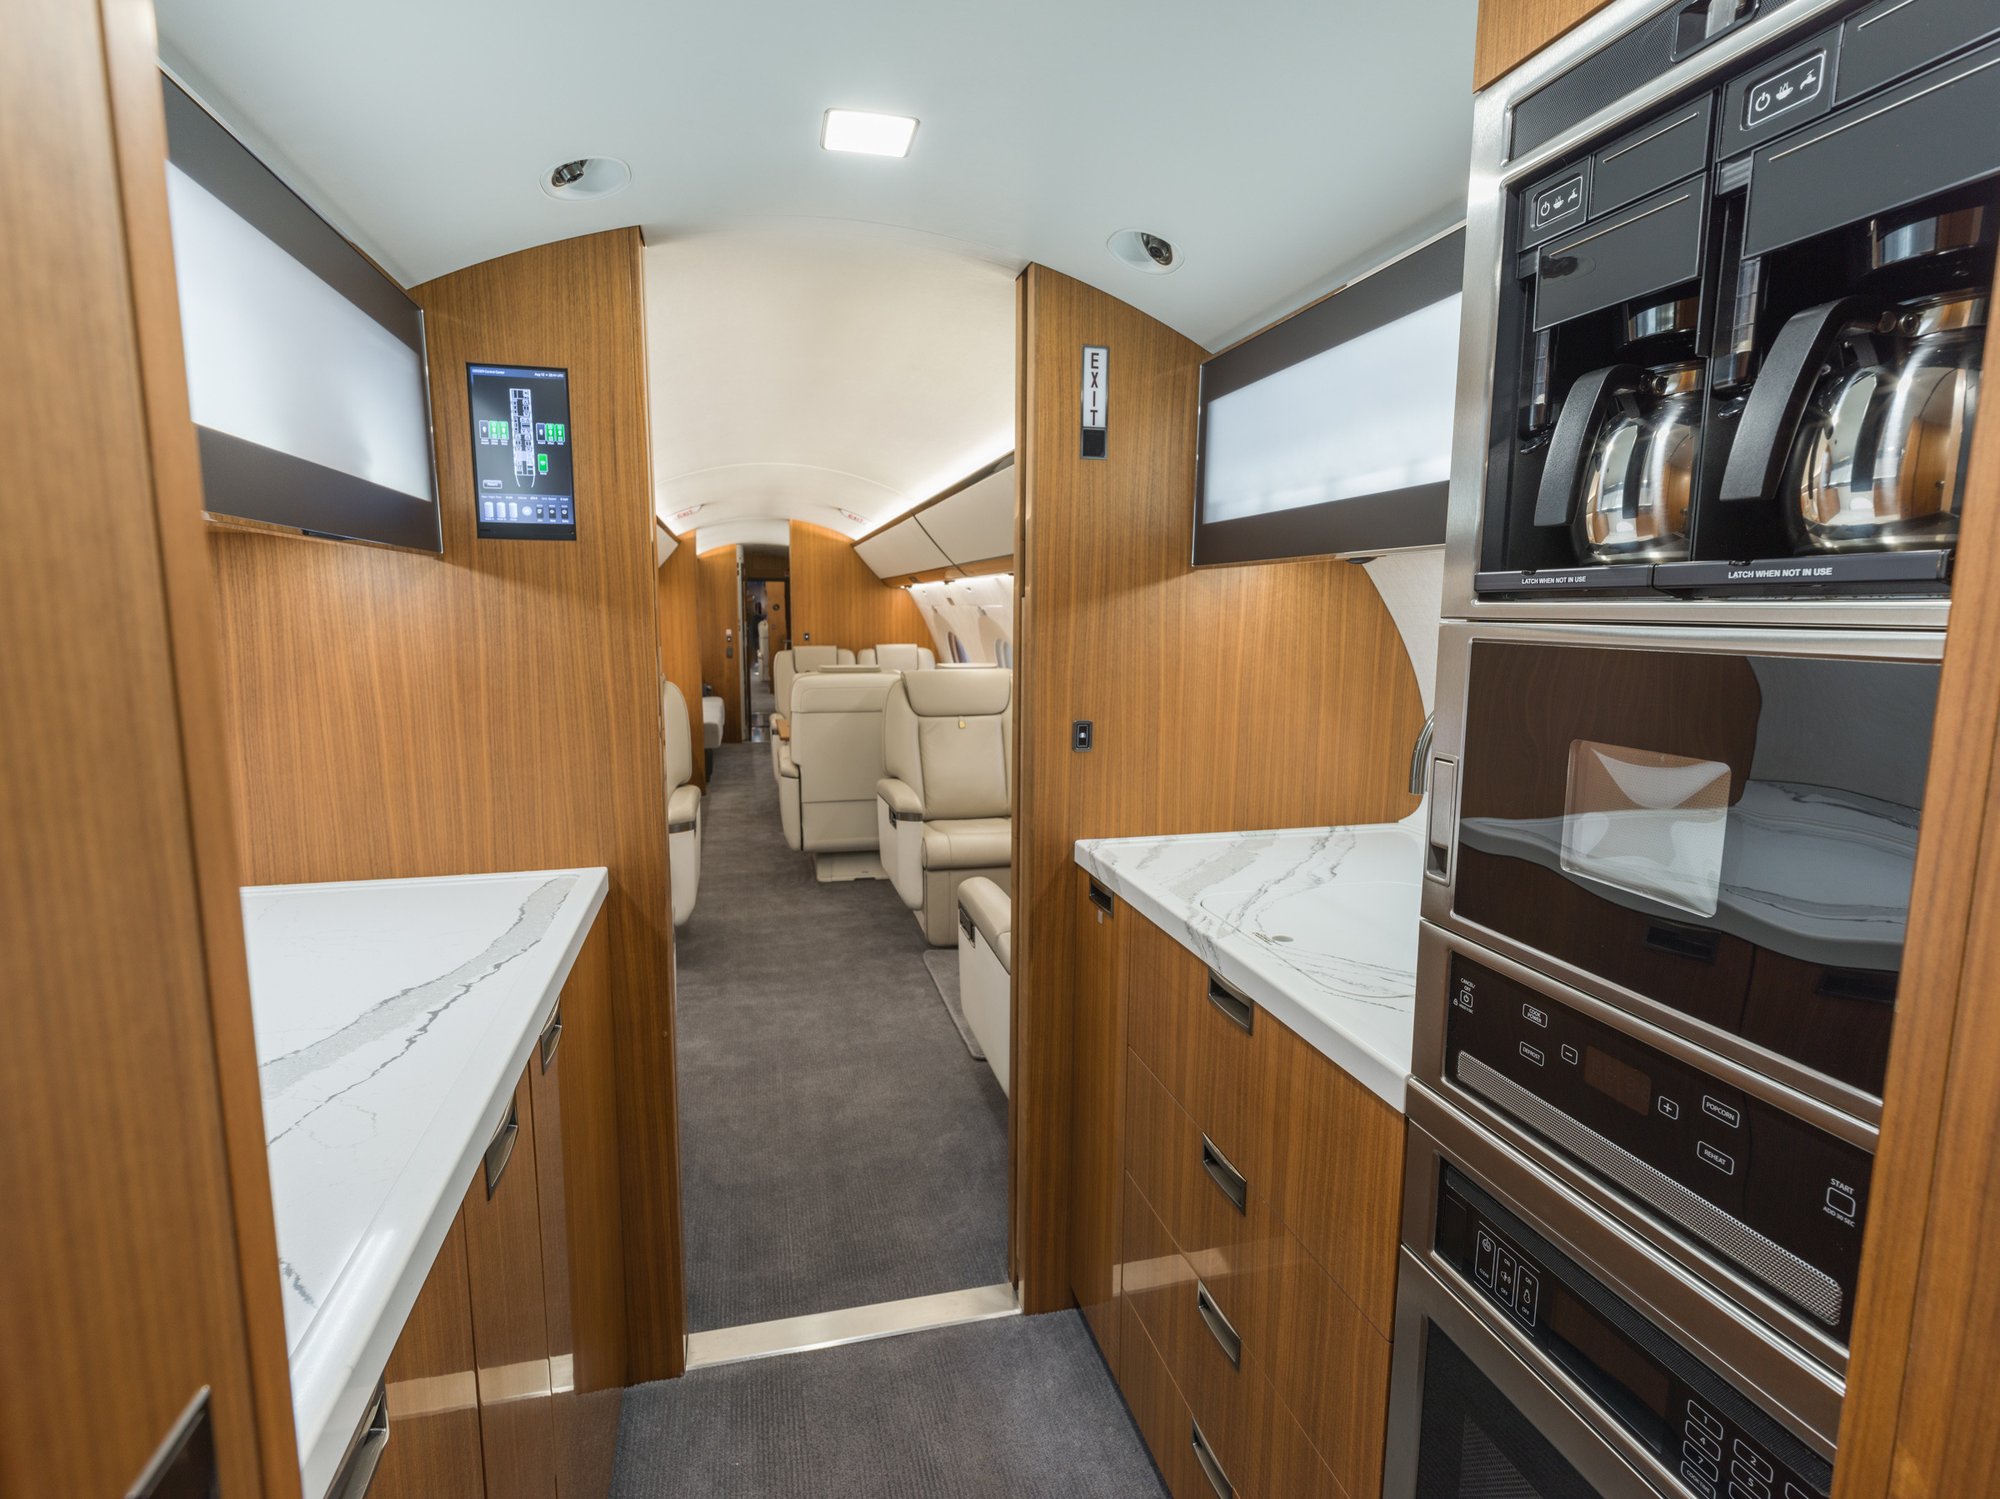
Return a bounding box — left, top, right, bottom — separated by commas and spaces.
1460, 0, 2000, 616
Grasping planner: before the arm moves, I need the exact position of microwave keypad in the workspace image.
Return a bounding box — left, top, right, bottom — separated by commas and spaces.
1445, 953, 1871, 1339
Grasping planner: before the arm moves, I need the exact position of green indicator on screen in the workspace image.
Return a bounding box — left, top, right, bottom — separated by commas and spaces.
538, 452, 549, 474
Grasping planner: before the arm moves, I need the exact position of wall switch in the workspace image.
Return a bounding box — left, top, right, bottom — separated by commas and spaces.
1073, 720, 1094, 751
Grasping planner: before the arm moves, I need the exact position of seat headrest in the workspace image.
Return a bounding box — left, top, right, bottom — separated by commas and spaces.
790, 671, 900, 713
660, 678, 695, 792
901, 666, 1011, 718
861, 644, 936, 671
792, 645, 851, 670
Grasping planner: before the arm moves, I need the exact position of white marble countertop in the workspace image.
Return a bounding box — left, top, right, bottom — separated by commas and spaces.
1076, 814, 1425, 1112
242, 868, 608, 1499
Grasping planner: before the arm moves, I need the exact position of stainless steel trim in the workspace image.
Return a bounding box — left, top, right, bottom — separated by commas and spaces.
1400, 1103, 1845, 1449
1194, 1281, 1244, 1367
1205, 972, 1255, 1034
329, 1384, 390, 1499
539, 1003, 564, 1073
1409, 1077, 1854, 1387
1600, 107, 1705, 163
1088, 878, 1115, 916
1199, 1133, 1248, 1214
1456, 1053, 1845, 1325
1770, 51, 2000, 163
1190, 1419, 1234, 1498
1446, 0, 1950, 628
126, 1388, 212, 1499
1545, 190, 1694, 256
1408, 712, 1436, 796
1384, 1250, 1670, 1498
1413, 921, 1882, 1145
1856, 0, 1919, 28
484, 1099, 519, 1198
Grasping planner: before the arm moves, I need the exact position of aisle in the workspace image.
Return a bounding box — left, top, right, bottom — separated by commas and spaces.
672, 741, 1010, 1332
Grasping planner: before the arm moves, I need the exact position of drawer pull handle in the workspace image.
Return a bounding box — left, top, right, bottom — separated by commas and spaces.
1191, 1418, 1234, 1499
329, 1383, 389, 1499
1199, 1133, 1247, 1214
538, 1003, 565, 1073
485, 1099, 520, 1198
1088, 879, 1114, 916
1205, 973, 1253, 1033
1194, 1280, 1242, 1368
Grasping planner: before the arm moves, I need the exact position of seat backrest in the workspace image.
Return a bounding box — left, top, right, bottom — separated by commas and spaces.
791, 671, 899, 803
858, 644, 936, 671
773, 645, 855, 715
882, 667, 1012, 819
661, 678, 694, 793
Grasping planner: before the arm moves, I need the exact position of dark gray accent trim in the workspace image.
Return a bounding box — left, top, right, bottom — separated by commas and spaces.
1191, 482, 1450, 567
161, 75, 422, 350
196, 427, 443, 553
1193, 230, 1462, 567
890, 809, 925, 825
667, 819, 698, 834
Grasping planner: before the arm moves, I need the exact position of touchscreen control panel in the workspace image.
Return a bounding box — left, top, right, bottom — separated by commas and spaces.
468, 363, 575, 540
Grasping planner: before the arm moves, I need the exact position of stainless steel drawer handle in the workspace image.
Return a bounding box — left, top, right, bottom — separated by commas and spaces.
539, 1003, 564, 1073
1200, 1133, 1247, 1214
329, 1383, 389, 1499
1191, 1418, 1234, 1499
1205, 974, 1254, 1034
1194, 1280, 1242, 1368
485, 1099, 520, 1198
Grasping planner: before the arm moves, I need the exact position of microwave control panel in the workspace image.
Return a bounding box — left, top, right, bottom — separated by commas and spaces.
1443, 953, 1870, 1340
1435, 1167, 1832, 1499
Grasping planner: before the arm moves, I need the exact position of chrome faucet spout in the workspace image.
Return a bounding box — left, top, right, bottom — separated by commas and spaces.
1409, 712, 1435, 796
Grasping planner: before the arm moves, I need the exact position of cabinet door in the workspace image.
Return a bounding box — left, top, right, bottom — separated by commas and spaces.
372, 1213, 484, 1499
1070, 868, 1126, 1370
464, 1069, 556, 1499
528, 1005, 579, 1499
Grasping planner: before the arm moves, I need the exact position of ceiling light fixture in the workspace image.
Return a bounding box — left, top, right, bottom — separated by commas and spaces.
1107, 228, 1183, 274
541, 156, 632, 201
821, 109, 919, 158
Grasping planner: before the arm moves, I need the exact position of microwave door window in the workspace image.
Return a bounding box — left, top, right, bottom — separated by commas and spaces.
1561, 742, 1730, 918
1415, 1327, 1608, 1497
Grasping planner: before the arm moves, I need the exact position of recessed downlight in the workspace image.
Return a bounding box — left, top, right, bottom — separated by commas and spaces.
1106, 228, 1184, 274
821, 109, 919, 158
541, 156, 632, 201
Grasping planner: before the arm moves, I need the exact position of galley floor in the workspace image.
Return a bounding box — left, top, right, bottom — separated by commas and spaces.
672, 741, 1010, 1333
611, 1312, 1168, 1498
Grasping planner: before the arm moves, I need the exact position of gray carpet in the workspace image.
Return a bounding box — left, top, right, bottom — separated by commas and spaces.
922, 949, 984, 1059
612, 1312, 1168, 1499
675, 742, 1009, 1332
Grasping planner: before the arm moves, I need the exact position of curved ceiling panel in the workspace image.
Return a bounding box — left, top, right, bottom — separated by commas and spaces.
855, 521, 951, 580
914, 463, 1016, 566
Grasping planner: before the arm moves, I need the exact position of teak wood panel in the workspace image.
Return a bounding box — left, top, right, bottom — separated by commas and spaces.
1118, 1299, 1203, 1499
1835, 294, 2000, 1498
1069, 870, 1126, 1370
464, 1071, 556, 1499
1473, 0, 1617, 89
530, 1004, 577, 1499
766, 580, 790, 655
0, 2, 293, 1493
788, 519, 933, 655
1011, 264, 1423, 1315
373, 1213, 484, 1499
1123, 1175, 1341, 1499
207, 227, 680, 1379
546, 919, 624, 1498
695, 545, 744, 743
657, 540, 707, 788
1126, 914, 1258, 1169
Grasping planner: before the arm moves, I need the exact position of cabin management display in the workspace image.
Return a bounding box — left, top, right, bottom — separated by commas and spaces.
468, 364, 576, 539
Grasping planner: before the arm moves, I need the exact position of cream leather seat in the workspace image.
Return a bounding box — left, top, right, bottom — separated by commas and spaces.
876, 668, 1012, 945
662, 679, 702, 927
956, 877, 1011, 1094
858, 644, 936, 671
780, 671, 899, 876
770, 645, 854, 781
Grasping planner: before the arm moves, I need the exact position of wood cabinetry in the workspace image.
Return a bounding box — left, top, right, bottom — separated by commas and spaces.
1071, 890, 1401, 1497
1473, 0, 1617, 90
374, 1216, 484, 1499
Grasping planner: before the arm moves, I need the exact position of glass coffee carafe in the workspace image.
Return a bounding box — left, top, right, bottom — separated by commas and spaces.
1573, 360, 1703, 564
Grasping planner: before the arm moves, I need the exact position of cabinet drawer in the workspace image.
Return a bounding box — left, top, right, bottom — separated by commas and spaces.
1219, 1209, 1391, 1499
1123, 1175, 1339, 1499
1249, 1020, 1405, 1334
1126, 915, 1259, 1169
1118, 1298, 1203, 1499
1127, 1052, 1264, 1274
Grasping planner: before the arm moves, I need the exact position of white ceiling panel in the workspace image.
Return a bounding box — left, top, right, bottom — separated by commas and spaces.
856, 520, 951, 580
916, 463, 1016, 566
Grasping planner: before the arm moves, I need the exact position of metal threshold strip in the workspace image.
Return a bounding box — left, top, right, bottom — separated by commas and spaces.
684, 1282, 1020, 1370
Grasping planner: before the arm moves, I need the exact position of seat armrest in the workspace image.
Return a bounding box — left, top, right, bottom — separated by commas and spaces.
668, 783, 702, 829
876, 777, 922, 819
778, 741, 798, 779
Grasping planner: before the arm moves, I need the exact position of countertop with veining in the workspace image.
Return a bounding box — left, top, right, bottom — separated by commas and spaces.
242, 867, 608, 1499
1076, 814, 1425, 1112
